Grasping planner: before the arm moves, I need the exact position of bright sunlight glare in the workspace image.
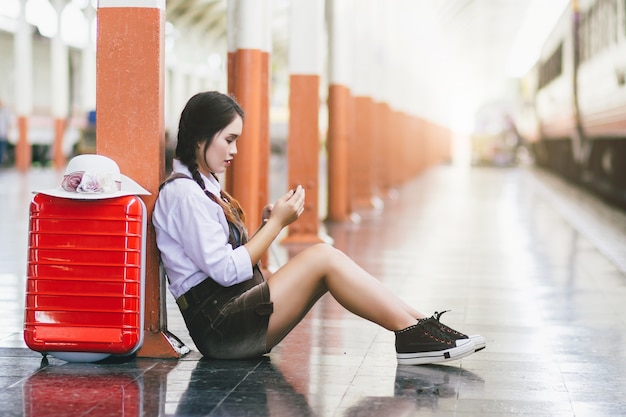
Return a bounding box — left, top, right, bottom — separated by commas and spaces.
506, 0, 571, 77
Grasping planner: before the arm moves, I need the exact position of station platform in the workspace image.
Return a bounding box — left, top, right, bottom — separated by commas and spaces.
1, 161, 626, 416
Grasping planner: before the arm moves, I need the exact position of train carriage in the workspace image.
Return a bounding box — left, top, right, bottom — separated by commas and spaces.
528, 0, 626, 207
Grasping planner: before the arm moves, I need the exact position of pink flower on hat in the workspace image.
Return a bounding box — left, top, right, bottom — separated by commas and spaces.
60, 171, 121, 194
61, 171, 84, 192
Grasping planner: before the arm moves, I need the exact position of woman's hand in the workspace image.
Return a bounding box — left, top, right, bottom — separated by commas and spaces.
268, 185, 305, 227
245, 185, 305, 265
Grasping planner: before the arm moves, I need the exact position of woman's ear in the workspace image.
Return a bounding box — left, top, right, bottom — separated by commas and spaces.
195, 141, 206, 160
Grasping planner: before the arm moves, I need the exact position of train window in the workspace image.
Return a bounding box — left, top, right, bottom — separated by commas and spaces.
606, 0, 612, 46
539, 43, 563, 89
581, 0, 620, 56
593, 1, 604, 55
608, 0, 613, 46
607, 0, 616, 46
582, 12, 590, 62
600, 0, 605, 50
590, 2, 598, 57
612, 0, 618, 44
605, 0, 609, 43
584, 3, 589, 56
622, 0, 626, 37
598, 0, 608, 50
599, 0, 605, 46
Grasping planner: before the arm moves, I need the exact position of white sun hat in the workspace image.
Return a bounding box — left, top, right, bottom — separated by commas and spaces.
35, 154, 150, 200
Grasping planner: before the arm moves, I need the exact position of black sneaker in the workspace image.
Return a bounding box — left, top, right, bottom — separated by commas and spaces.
395, 321, 476, 365
423, 310, 486, 352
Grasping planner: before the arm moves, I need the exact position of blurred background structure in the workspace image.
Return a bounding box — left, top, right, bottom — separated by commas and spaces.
5, 0, 624, 207
0, 0, 570, 149
2, 0, 554, 137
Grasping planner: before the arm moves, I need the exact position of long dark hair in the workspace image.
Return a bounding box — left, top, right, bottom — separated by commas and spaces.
176, 91, 246, 227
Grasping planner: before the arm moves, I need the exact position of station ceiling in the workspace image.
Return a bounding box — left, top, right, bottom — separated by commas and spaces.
165, 0, 228, 43
164, 0, 536, 73
164, 0, 566, 123
165, 0, 290, 59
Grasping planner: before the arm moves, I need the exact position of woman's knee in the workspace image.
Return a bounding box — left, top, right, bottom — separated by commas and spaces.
302, 243, 347, 267
305, 243, 340, 259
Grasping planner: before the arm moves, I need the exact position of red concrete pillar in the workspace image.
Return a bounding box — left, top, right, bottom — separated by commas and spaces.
16, 117, 31, 171
400, 111, 410, 184
284, 74, 323, 243
327, 84, 352, 221
228, 48, 266, 232
326, 0, 354, 222
96, 1, 187, 358
368, 1, 386, 208
51, 0, 68, 169
82, 6, 97, 118
259, 50, 270, 233
352, 96, 374, 209
378, 102, 392, 193
403, 113, 412, 181
14, 0, 32, 172
425, 119, 434, 169
226, 0, 271, 234
53, 119, 66, 168
375, 4, 394, 197
391, 110, 403, 188
418, 118, 426, 171
371, 101, 385, 203
283, 0, 325, 244
351, 1, 377, 210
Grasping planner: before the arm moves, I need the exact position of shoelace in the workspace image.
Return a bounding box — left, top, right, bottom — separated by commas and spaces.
398, 321, 454, 346
432, 310, 467, 338
433, 310, 451, 321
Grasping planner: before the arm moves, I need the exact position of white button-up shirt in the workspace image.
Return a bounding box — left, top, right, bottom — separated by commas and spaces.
153, 160, 254, 299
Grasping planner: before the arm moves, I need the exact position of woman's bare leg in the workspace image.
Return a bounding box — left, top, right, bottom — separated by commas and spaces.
266, 243, 427, 349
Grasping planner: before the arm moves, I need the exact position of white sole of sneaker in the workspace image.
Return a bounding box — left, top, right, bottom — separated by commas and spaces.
469, 334, 486, 352
396, 338, 476, 366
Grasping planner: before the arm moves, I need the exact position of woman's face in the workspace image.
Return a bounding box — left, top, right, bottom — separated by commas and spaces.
196, 115, 243, 175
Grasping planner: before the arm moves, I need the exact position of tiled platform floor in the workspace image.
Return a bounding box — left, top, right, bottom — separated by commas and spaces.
1, 162, 626, 416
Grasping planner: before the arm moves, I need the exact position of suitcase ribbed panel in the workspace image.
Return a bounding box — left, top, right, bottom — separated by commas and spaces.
24, 194, 146, 355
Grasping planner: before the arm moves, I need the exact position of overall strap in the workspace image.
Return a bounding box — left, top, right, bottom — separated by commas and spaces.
159, 172, 193, 191
159, 172, 245, 248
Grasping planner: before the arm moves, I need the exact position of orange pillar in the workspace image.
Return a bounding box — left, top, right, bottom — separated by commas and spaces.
351, 1, 378, 211
259, 51, 270, 234
393, 110, 406, 186
96, 1, 187, 358
53, 118, 66, 168
352, 96, 374, 209
15, 0, 32, 172
228, 49, 266, 232
284, 74, 323, 244
378, 102, 392, 194
402, 113, 411, 181
226, 0, 271, 234
411, 116, 423, 176
327, 84, 352, 221
283, 0, 325, 244
51, 0, 68, 169
326, 0, 354, 222
16, 117, 31, 171
371, 101, 384, 206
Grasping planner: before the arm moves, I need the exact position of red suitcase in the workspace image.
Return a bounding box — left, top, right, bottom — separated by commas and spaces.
24, 193, 146, 361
